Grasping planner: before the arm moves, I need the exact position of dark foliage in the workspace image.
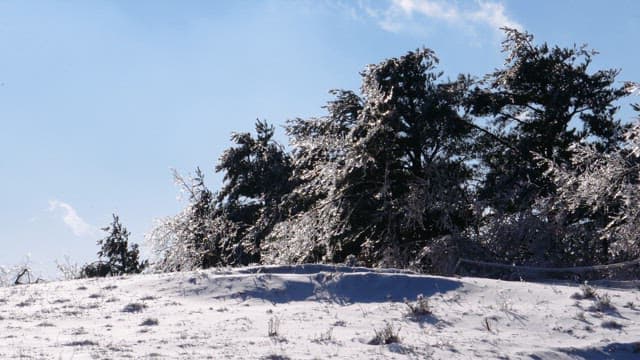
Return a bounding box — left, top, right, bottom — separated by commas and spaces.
83, 214, 146, 277
214, 120, 293, 265
468, 28, 627, 214
332, 48, 475, 267
148, 29, 636, 275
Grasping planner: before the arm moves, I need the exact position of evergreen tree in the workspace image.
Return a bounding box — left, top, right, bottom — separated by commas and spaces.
338, 48, 474, 268
262, 90, 361, 264
469, 28, 628, 214
464, 29, 631, 267
215, 120, 293, 264
96, 214, 145, 276
148, 31, 635, 273
265, 49, 475, 271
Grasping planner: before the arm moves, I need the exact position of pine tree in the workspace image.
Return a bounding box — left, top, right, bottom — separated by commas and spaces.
463, 29, 631, 267
469, 28, 628, 214
265, 49, 475, 271
214, 120, 293, 264
96, 214, 145, 276
262, 90, 361, 264
339, 48, 474, 268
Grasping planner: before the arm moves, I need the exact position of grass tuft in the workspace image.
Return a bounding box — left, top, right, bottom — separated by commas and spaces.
601, 320, 623, 330
122, 302, 147, 313
140, 318, 159, 326
268, 316, 281, 338
369, 322, 401, 345
404, 294, 432, 319
64, 340, 98, 346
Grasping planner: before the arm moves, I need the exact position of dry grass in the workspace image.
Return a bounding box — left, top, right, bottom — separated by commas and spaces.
369, 322, 401, 345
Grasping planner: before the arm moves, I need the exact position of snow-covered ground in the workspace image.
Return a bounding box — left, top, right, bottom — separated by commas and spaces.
0, 264, 638, 359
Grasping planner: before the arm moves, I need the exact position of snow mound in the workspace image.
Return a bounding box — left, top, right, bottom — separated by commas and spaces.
0, 264, 639, 359
163, 265, 461, 304
531, 342, 640, 360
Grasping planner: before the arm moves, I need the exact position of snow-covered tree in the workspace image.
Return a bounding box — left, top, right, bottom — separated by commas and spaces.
469, 28, 628, 214
264, 49, 475, 271
149, 121, 292, 271
91, 214, 145, 276
342, 49, 474, 269
215, 120, 293, 264
147, 169, 217, 272
149, 32, 636, 273
262, 91, 360, 264
543, 113, 640, 263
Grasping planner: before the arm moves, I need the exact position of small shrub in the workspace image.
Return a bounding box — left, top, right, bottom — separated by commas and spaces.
369, 322, 401, 345
140, 318, 159, 326
268, 316, 281, 338
572, 282, 597, 300
623, 301, 635, 309
63, 310, 82, 316
261, 355, 291, 360
64, 340, 98, 346
56, 256, 83, 280
16, 299, 34, 307
311, 328, 333, 343
80, 262, 112, 279
122, 303, 147, 313
71, 327, 88, 335
574, 311, 587, 322
404, 294, 431, 318
583, 325, 594, 332
601, 320, 623, 330
593, 293, 615, 312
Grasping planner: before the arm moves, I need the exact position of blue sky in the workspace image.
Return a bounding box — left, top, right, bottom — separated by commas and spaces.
1, 0, 639, 276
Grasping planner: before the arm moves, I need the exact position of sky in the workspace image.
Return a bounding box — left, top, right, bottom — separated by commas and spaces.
1, 0, 639, 277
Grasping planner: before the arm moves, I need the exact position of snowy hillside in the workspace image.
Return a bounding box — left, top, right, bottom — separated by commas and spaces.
0, 265, 639, 359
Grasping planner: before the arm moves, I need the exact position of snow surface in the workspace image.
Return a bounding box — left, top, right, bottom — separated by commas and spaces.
0, 264, 639, 359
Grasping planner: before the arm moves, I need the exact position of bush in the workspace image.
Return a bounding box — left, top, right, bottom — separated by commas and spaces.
404, 294, 432, 318
369, 322, 401, 345
79, 214, 147, 278
80, 261, 112, 279
572, 282, 598, 300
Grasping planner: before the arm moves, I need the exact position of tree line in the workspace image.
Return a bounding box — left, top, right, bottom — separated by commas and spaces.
90, 28, 640, 277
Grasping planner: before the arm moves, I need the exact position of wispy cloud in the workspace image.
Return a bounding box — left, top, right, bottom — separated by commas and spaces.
48, 200, 96, 237
357, 0, 521, 36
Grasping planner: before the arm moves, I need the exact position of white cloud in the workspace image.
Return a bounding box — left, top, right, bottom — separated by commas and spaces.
359, 0, 522, 36
468, 1, 521, 30
395, 0, 460, 22
48, 200, 96, 237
